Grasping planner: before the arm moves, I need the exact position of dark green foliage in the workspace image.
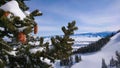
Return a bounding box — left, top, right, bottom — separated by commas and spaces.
48, 21, 78, 60
0, 0, 42, 40
116, 51, 120, 63
75, 55, 79, 62
8, 45, 51, 68
73, 34, 114, 54
75, 55, 81, 63
0, 59, 4, 68
16, 0, 29, 11
0, 9, 4, 17
116, 29, 120, 33
0, 0, 51, 68
102, 58, 107, 68
30, 9, 42, 16
60, 56, 73, 67
60, 54, 81, 67
39, 37, 44, 46
110, 57, 117, 67
0, 1, 78, 68
69, 56, 73, 65
103, 51, 120, 68
0, 0, 6, 6
115, 51, 120, 67
0, 20, 77, 68
0, 38, 12, 51
62, 21, 78, 36
60, 58, 70, 66
0, 42, 52, 68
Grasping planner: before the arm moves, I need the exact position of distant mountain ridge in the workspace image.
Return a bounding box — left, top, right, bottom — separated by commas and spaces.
43, 31, 116, 38
72, 31, 116, 37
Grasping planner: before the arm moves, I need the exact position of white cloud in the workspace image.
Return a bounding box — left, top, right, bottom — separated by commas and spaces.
79, 14, 120, 25
35, 0, 120, 35
38, 26, 60, 32
76, 0, 120, 32
44, 0, 120, 25
78, 0, 120, 24
77, 25, 120, 33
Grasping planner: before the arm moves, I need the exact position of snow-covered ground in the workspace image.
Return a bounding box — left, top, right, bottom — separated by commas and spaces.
52, 35, 102, 68
71, 36, 101, 51
72, 35, 101, 42
43, 36, 101, 52
44, 36, 101, 48
71, 32, 120, 68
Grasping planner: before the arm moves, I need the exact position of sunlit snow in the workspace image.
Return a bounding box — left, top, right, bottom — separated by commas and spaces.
71, 33, 120, 68
0, 1, 26, 20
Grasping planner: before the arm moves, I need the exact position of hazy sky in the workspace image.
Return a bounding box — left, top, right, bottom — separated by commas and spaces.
26, 0, 120, 36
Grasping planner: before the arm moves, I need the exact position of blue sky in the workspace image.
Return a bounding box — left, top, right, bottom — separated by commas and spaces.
26, 0, 120, 36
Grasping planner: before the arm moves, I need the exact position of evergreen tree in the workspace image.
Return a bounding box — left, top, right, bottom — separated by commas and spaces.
0, 0, 78, 68
117, 29, 120, 33
115, 51, 120, 68
102, 58, 107, 68
110, 57, 116, 67
107, 51, 120, 68
73, 34, 113, 54
49, 21, 78, 60
116, 51, 120, 64
79, 55, 82, 61
69, 56, 73, 65
75, 55, 81, 63
60, 56, 73, 66
0, 59, 4, 68
0, 0, 48, 67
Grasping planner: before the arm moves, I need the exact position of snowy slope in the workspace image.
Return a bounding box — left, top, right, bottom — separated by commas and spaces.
72, 36, 101, 51
71, 32, 120, 68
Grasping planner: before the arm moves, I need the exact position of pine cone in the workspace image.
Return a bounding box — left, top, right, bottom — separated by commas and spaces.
18, 32, 26, 44
4, 11, 10, 17
34, 25, 38, 34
